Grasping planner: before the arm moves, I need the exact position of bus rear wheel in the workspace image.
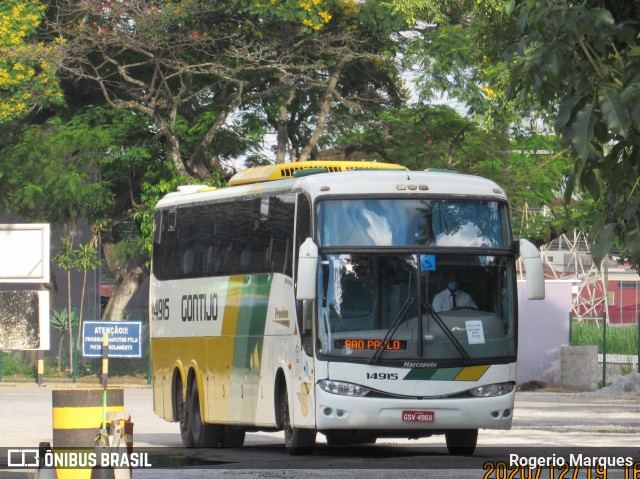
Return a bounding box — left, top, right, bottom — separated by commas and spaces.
176, 377, 194, 448
279, 386, 316, 455
190, 380, 224, 447
445, 429, 478, 456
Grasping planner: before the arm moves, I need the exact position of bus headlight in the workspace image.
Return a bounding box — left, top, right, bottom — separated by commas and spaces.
468, 382, 515, 397
319, 379, 370, 397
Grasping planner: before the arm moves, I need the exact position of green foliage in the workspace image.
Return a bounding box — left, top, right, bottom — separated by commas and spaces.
505, 0, 640, 267
0, 113, 117, 225
330, 103, 505, 169
74, 242, 99, 274
52, 237, 74, 272
50, 309, 77, 332
0, 352, 34, 378
0, 0, 65, 123
572, 322, 639, 355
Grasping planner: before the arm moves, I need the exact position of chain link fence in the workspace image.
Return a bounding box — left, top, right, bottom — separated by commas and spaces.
0, 309, 150, 384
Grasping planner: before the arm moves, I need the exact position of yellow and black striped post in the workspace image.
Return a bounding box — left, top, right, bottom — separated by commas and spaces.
51, 389, 124, 479
37, 350, 44, 386
101, 332, 109, 390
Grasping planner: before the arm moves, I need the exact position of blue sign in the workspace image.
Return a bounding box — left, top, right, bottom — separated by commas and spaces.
420, 254, 436, 271
82, 320, 142, 358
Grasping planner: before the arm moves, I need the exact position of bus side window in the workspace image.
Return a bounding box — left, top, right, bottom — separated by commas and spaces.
214, 203, 233, 276
153, 211, 162, 245
176, 207, 196, 279
272, 194, 295, 276
251, 196, 273, 274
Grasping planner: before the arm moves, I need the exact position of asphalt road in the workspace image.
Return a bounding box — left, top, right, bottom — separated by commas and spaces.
1, 384, 638, 478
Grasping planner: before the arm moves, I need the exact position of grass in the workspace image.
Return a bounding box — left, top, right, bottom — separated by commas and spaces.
0, 352, 35, 378
571, 322, 639, 355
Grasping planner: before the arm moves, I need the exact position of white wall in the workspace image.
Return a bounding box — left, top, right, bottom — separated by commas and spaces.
517, 280, 573, 385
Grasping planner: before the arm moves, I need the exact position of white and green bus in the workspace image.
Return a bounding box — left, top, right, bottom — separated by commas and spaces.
149, 161, 544, 455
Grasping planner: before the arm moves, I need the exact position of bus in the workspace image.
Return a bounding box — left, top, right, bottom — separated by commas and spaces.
149, 161, 544, 455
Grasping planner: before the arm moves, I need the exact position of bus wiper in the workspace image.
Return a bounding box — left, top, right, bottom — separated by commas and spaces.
369, 295, 415, 364
422, 302, 470, 360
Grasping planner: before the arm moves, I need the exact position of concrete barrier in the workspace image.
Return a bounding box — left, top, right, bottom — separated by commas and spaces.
560, 345, 598, 391
51, 389, 124, 479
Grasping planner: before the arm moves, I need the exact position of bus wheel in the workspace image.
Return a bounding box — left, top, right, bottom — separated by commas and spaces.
176, 377, 194, 447
445, 429, 478, 456
189, 380, 224, 447
222, 426, 245, 447
279, 386, 316, 455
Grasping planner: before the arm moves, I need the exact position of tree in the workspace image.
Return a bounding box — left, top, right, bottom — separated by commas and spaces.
504, 0, 640, 266
0, 105, 161, 320
49, 0, 441, 173
0, 0, 64, 123
328, 102, 582, 245
52, 236, 74, 371
73, 239, 99, 348
50, 308, 71, 372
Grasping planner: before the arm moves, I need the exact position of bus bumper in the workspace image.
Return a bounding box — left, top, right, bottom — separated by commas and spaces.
315, 388, 515, 432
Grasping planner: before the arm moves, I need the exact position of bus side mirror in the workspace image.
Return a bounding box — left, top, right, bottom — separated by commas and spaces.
296, 237, 318, 301
519, 239, 545, 300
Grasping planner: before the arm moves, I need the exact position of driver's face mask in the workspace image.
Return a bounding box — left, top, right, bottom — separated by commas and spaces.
447, 281, 459, 292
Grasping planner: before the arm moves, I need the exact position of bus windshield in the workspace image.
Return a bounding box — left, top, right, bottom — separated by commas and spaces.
316, 253, 516, 362
317, 198, 509, 248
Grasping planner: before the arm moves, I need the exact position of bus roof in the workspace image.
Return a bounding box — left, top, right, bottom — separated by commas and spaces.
156, 168, 507, 209
228, 160, 407, 186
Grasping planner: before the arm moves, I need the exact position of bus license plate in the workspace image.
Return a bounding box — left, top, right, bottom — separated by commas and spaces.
402, 410, 434, 422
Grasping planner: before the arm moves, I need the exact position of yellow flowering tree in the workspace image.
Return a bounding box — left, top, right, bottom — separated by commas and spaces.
0, 0, 64, 123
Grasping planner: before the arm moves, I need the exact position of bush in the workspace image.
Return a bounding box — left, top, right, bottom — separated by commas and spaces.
572, 322, 639, 355
0, 352, 35, 378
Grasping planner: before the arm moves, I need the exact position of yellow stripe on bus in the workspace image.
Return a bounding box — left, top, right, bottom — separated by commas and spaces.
210, 275, 244, 423
454, 365, 490, 381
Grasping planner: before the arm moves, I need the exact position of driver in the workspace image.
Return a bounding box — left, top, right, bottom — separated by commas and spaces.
432, 271, 477, 312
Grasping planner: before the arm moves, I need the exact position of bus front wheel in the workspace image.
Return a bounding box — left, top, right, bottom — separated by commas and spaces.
445, 429, 478, 456
279, 386, 316, 455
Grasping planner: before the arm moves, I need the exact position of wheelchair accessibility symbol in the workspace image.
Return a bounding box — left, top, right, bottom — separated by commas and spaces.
420, 254, 436, 271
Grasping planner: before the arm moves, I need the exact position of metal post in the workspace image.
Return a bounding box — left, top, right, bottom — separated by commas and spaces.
37, 350, 44, 386
637, 312, 639, 374
102, 332, 109, 389
0, 351, 3, 382
602, 312, 607, 387
620, 281, 623, 323
72, 308, 77, 384
569, 312, 573, 345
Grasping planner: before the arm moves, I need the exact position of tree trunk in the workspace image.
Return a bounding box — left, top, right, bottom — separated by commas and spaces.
275, 90, 294, 164
298, 60, 346, 162
102, 262, 148, 320
76, 271, 87, 351
58, 334, 64, 373
67, 270, 73, 372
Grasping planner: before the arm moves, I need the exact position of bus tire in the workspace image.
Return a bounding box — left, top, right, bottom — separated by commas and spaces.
176, 376, 194, 448
222, 426, 245, 447
445, 429, 478, 456
189, 380, 224, 447
279, 385, 316, 455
